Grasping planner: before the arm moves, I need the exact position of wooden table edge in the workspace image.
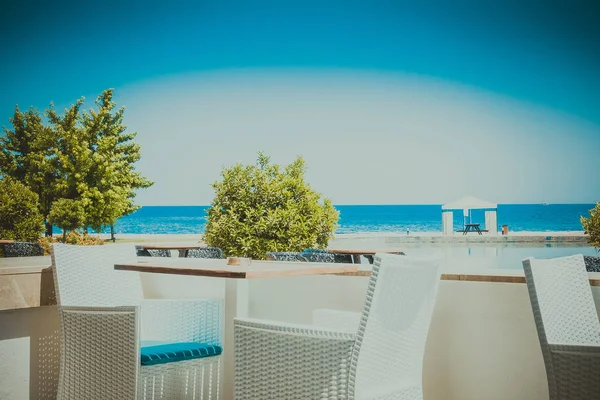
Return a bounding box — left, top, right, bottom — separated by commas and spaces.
334, 271, 600, 286
114, 263, 600, 286
115, 263, 358, 279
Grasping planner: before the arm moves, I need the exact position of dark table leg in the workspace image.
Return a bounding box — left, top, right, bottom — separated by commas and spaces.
178, 249, 189, 258
352, 254, 361, 264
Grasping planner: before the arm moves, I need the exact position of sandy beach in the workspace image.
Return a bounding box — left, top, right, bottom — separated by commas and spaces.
99, 231, 589, 245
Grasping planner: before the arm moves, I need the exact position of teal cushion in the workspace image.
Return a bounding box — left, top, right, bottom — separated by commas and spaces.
140, 342, 222, 366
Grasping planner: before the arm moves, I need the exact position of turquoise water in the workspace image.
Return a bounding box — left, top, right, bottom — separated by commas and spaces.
78, 203, 595, 235
399, 243, 598, 270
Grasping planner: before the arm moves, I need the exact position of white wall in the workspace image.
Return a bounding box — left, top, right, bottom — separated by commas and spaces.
485, 210, 498, 234
0, 306, 60, 400
247, 276, 551, 400
442, 211, 454, 235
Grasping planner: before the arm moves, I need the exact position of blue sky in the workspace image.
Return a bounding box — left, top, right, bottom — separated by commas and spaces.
1, 0, 599, 204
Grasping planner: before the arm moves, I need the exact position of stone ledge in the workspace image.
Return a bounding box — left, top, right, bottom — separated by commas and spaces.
384, 235, 589, 244
0, 268, 55, 311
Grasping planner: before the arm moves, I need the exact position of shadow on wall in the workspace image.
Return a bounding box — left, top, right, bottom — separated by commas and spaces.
0, 268, 59, 400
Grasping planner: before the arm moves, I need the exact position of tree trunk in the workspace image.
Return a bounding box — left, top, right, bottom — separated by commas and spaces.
45, 221, 53, 237
110, 224, 116, 242
62, 229, 66, 242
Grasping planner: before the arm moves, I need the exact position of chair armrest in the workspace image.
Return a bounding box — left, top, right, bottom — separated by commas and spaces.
141, 298, 223, 344
235, 317, 356, 340
312, 309, 361, 332
547, 343, 600, 395
234, 317, 355, 399
58, 306, 139, 399
549, 343, 600, 356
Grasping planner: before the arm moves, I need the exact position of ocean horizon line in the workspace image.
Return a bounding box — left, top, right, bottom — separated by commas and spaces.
72, 203, 594, 235
135, 203, 596, 207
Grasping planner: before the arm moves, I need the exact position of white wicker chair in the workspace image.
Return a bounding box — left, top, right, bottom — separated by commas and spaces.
51, 243, 223, 400
522, 254, 600, 400
234, 253, 441, 399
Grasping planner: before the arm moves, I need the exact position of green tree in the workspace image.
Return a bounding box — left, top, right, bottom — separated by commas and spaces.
47, 98, 92, 231
0, 177, 45, 241
48, 198, 86, 241
581, 202, 600, 249
0, 106, 61, 235
2, 89, 152, 237
78, 89, 153, 233
204, 153, 339, 259
45, 89, 152, 236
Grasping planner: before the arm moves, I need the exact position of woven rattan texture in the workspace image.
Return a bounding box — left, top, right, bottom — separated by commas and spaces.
350, 254, 441, 400
302, 252, 335, 262
523, 255, 600, 345
135, 246, 172, 257
234, 253, 441, 399
52, 243, 143, 307
52, 243, 223, 399
186, 247, 224, 259
140, 357, 221, 399
584, 255, 600, 272
265, 252, 308, 262
141, 299, 222, 345
234, 320, 355, 399
523, 254, 600, 400
59, 306, 139, 399
2, 241, 44, 257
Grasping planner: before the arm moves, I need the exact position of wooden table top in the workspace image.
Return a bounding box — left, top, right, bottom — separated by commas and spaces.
115, 257, 357, 279
138, 244, 205, 250
2, 255, 598, 286
115, 258, 600, 286
0, 240, 15, 244
327, 249, 404, 255
335, 268, 600, 286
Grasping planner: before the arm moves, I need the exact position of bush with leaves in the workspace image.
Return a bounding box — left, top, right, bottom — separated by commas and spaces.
49, 198, 86, 241
38, 231, 104, 255
581, 202, 600, 250
62, 231, 104, 246
38, 236, 59, 255
204, 153, 339, 259
0, 177, 45, 242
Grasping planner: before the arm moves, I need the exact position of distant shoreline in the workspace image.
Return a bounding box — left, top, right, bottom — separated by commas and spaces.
98, 231, 589, 245
96, 204, 593, 236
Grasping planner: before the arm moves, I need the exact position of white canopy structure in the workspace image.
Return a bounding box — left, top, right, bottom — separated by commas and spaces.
442, 196, 497, 211
441, 196, 498, 235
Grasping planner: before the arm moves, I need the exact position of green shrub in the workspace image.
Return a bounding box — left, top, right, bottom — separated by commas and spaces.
581, 202, 600, 249
0, 177, 44, 242
38, 236, 59, 255
204, 153, 339, 259
38, 231, 104, 255
63, 231, 104, 246
48, 198, 86, 241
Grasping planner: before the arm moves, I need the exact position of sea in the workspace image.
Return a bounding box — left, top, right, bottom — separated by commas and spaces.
82, 204, 595, 235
